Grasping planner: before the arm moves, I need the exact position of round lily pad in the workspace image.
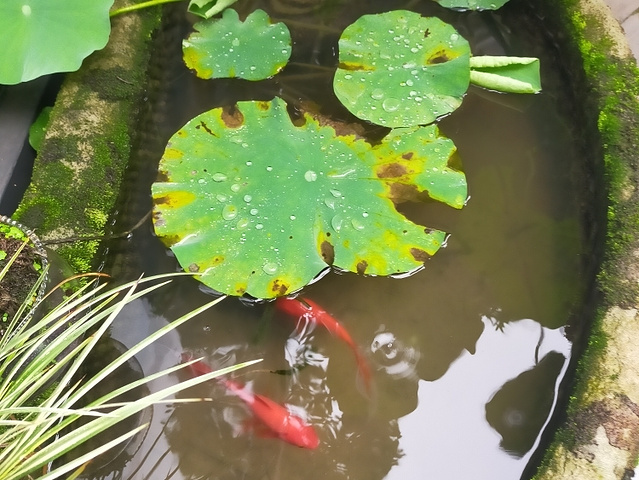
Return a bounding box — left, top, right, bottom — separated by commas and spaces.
152, 98, 466, 299
183, 8, 292, 81
334, 11, 471, 127
0, 0, 113, 85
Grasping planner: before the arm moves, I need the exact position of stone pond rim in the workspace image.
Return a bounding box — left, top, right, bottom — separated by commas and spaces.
7, 0, 639, 478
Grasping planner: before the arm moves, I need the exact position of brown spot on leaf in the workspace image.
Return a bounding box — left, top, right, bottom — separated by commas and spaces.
188, 263, 200, 272
159, 234, 180, 247
378, 163, 408, 178
424, 28, 430, 38
389, 183, 420, 203
410, 248, 430, 262
156, 170, 170, 182
427, 50, 451, 64
321, 240, 335, 265
338, 62, 374, 71
221, 106, 245, 128
195, 121, 217, 136
257, 101, 270, 111
402, 152, 414, 160
271, 279, 289, 296
356, 260, 368, 274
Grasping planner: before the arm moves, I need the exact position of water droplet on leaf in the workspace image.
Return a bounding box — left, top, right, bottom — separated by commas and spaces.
263, 262, 278, 275
351, 218, 365, 231
222, 205, 238, 220
331, 215, 344, 232
213, 173, 227, 182
382, 98, 401, 112
371, 89, 384, 100
304, 170, 318, 182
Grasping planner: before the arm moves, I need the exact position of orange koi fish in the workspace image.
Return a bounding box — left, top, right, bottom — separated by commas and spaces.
274, 297, 372, 395
181, 353, 319, 449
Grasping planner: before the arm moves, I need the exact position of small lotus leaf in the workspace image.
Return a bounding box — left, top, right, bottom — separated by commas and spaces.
334, 11, 471, 127
183, 9, 291, 81
0, 0, 113, 85
469, 56, 541, 94
152, 98, 466, 299
434, 0, 510, 10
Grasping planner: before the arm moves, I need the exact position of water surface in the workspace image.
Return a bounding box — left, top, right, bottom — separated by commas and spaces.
79, 1, 598, 479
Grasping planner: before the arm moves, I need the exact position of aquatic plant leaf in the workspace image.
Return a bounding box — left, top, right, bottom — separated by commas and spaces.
188, 0, 237, 19
470, 56, 541, 93
0, 0, 113, 85
28, 106, 52, 152
152, 98, 466, 299
433, 0, 510, 10
333, 11, 470, 127
183, 9, 291, 81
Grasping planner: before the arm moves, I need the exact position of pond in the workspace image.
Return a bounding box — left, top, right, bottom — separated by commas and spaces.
76, 1, 600, 479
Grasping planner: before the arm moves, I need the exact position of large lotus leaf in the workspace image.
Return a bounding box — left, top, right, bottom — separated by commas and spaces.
434, 0, 510, 10
183, 9, 291, 81
333, 11, 470, 128
0, 0, 113, 85
152, 98, 466, 299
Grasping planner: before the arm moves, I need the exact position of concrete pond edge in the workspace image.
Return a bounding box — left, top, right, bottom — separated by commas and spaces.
11, 0, 639, 478
13, 0, 162, 274
532, 0, 639, 479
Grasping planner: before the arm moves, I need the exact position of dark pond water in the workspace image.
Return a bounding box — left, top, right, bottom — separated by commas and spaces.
77, 0, 600, 479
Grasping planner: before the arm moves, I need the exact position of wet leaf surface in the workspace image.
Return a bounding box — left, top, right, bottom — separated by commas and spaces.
333, 10, 470, 127
152, 98, 466, 299
183, 8, 291, 81
0, 0, 113, 84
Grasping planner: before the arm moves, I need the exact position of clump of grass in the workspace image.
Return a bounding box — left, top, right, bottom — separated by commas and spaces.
0, 269, 260, 480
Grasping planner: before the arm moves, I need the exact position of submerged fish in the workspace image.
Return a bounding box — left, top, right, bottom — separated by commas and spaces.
274, 297, 372, 395
181, 353, 319, 449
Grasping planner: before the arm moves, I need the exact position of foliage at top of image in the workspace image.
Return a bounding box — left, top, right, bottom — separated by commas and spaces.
0, 0, 114, 85
151, 97, 467, 299
433, 0, 510, 10
183, 8, 292, 81
187, 0, 237, 19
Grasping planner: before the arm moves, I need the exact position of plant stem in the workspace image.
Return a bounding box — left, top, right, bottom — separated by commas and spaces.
110, 0, 184, 17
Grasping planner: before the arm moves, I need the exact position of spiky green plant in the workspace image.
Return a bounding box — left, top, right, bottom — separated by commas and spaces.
0, 268, 259, 480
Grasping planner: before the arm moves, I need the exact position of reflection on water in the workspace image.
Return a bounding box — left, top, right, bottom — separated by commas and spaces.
71, 0, 598, 478
385, 317, 570, 480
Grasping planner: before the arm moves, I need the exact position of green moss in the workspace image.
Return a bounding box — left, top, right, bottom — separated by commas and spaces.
531, 0, 639, 477
14, 4, 163, 274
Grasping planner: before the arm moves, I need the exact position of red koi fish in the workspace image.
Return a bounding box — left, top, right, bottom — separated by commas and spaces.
180, 353, 319, 449
274, 297, 372, 395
